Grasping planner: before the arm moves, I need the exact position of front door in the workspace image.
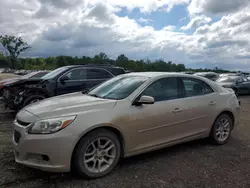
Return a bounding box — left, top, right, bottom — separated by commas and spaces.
129, 77, 184, 151
57, 68, 87, 95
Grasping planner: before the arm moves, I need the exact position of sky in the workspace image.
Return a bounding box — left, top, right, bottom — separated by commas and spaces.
0, 0, 250, 71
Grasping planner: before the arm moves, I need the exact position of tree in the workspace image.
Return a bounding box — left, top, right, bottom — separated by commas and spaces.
56, 56, 68, 68
0, 35, 31, 68
93, 52, 109, 64
0, 52, 10, 68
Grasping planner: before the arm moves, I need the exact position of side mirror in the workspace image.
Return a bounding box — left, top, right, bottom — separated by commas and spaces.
60, 75, 70, 83
135, 95, 155, 105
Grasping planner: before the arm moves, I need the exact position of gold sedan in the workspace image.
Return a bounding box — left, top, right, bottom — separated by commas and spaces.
13, 72, 240, 178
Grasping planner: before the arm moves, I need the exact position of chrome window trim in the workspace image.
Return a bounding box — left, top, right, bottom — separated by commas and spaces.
131, 76, 181, 104
57, 67, 114, 83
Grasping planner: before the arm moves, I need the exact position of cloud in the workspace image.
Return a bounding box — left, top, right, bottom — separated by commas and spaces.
188, 0, 249, 15
181, 15, 212, 30
1, 0, 250, 71
162, 25, 176, 31
88, 0, 191, 13
138, 18, 153, 24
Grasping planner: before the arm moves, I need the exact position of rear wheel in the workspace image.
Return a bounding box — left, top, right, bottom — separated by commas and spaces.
210, 114, 233, 145
23, 95, 46, 107
72, 129, 121, 178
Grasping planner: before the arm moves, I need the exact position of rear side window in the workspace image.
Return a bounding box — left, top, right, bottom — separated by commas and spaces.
87, 69, 113, 79
65, 68, 87, 81
142, 77, 180, 102
182, 78, 214, 97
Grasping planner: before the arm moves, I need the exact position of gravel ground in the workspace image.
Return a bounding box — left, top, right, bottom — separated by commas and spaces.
0, 96, 250, 188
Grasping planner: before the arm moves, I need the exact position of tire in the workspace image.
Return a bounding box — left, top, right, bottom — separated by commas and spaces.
210, 114, 233, 145
72, 129, 121, 178
23, 95, 46, 107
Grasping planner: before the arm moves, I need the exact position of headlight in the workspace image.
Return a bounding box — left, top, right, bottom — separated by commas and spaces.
28, 115, 76, 134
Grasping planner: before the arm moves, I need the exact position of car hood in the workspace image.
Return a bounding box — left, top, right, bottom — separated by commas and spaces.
23, 92, 117, 119
0, 77, 19, 85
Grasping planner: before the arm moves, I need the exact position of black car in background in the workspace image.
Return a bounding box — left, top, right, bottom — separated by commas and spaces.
216, 76, 250, 95
2, 64, 126, 110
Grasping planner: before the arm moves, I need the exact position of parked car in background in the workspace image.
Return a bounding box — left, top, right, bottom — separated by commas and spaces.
3, 64, 126, 110
216, 76, 250, 95
219, 73, 238, 77
194, 72, 219, 81
13, 72, 240, 178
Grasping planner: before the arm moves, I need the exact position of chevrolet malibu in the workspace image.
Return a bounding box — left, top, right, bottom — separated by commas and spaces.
13, 72, 240, 178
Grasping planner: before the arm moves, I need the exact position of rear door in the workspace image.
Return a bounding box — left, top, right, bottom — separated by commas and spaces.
56, 68, 87, 95
85, 68, 113, 89
178, 77, 218, 137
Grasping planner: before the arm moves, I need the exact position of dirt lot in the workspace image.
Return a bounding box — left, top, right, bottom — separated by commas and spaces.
0, 96, 250, 188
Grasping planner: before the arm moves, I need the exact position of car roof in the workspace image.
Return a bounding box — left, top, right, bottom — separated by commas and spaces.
125, 72, 195, 78
64, 64, 124, 69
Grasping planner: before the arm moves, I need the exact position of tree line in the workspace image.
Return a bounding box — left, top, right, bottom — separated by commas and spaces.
0, 35, 231, 73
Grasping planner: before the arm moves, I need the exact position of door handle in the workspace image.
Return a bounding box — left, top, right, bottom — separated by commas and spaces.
172, 108, 182, 113
209, 101, 216, 106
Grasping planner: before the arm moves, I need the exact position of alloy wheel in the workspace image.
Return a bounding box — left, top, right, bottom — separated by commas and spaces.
215, 117, 231, 142
84, 137, 116, 173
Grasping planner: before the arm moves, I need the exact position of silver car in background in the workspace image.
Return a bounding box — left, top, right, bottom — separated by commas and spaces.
13, 72, 240, 178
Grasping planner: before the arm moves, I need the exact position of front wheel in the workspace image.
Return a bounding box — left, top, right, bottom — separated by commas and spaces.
72, 129, 121, 178
210, 114, 233, 145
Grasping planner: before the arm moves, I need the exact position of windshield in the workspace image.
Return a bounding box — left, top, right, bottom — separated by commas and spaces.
88, 75, 149, 100
20, 72, 48, 79
41, 67, 68, 80
217, 76, 239, 83
21, 72, 40, 79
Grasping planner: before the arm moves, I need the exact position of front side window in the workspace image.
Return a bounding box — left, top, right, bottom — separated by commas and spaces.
87, 69, 113, 79
65, 68, 87, 81
141, 77, 179, 102
182, 78, 213, 97
88, 75, 149, 100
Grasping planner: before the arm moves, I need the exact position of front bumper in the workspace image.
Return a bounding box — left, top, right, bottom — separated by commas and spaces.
12, 120, 78, 173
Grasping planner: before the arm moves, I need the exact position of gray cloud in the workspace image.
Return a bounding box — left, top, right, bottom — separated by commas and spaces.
33, 4, 58, 18
37, 0, 83, 9
207, 40, 249, 49
188, 0, 250, 15
85, 2, 115, 24
181, 15, 212, 30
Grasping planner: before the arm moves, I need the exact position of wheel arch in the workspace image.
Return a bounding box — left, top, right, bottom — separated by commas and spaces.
213, 110, 235, 129
25, 88, 51, 98
70, 124, 125, 169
